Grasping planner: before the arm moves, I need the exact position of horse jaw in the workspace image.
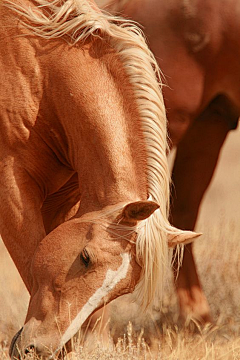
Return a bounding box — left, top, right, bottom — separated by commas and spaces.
53, 252, 131, 356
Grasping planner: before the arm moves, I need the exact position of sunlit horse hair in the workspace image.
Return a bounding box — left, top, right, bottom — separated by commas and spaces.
6, 0, 182, 309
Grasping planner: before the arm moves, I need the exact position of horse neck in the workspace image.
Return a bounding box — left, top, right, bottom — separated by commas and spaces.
47, 38, 148, 214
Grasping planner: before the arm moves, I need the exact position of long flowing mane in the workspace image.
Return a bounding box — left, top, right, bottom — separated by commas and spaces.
6, 0, 180, 309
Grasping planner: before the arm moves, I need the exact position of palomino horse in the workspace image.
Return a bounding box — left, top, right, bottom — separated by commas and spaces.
99, 0, 240, 323
0, 0, 198, 358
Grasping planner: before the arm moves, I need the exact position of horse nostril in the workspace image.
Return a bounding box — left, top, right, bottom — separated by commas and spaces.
24, 345, 35, 355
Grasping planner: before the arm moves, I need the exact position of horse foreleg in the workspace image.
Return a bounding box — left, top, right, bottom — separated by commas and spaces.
0, 166, 46, 293
170, 95, 239, 324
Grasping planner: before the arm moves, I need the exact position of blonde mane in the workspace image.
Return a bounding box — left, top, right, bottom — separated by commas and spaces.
6, 0, 181, 309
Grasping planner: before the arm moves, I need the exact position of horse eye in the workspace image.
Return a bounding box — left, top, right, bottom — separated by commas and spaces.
80, 248, 90, 267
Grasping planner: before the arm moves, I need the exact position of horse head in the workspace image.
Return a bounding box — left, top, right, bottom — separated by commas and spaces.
10, 201, 160, 359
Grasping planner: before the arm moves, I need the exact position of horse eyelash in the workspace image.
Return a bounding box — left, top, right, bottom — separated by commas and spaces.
80, 248, 90, 268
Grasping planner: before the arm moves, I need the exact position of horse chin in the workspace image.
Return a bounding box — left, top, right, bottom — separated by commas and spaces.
9, 327, 23, 360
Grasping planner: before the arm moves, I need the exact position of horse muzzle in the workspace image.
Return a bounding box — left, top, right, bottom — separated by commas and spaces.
9, 325, 63, 360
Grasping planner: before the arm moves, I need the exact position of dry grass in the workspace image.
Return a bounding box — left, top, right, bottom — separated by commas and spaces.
1, 128, 240, 359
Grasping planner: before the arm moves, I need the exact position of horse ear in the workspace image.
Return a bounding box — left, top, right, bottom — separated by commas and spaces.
168, 230, 202, 248
119, 201, 159, 224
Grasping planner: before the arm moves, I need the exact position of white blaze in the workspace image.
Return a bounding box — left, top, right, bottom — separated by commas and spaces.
52, 252, 131, 356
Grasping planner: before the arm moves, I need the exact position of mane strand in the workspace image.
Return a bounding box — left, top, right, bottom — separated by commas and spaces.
6, 0, 183, 309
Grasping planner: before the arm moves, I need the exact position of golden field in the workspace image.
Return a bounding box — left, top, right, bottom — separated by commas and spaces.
0, 127, 240, 359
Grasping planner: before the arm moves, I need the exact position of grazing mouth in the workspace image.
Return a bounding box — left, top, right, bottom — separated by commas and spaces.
9, 327, 23, 359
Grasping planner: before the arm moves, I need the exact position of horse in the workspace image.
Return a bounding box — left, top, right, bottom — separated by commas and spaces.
0, 0, 198, 358
98, 0, 240, 323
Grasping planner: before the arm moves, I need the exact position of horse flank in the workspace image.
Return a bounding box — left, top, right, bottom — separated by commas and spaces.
6, 0, 181, 309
